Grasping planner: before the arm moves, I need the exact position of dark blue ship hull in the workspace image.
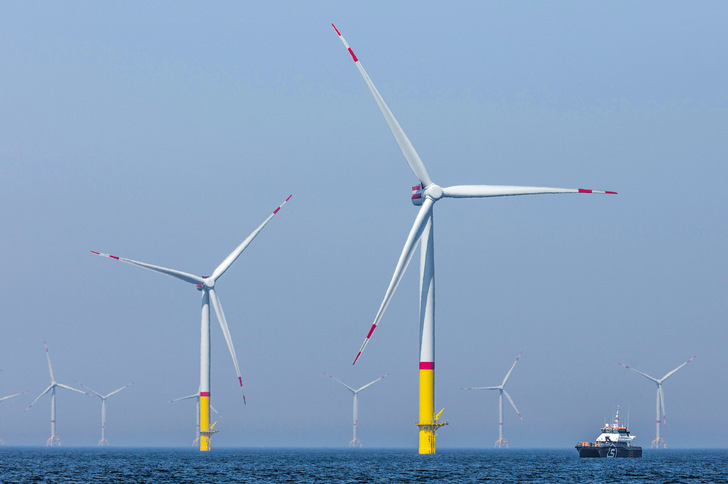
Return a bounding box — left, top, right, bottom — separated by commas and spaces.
576, 443, 642, 458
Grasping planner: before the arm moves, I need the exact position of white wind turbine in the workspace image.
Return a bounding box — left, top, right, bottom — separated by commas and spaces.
0, 391, 25, 445
168, 392, 221, 446
332, 24, 616, 454
326, 373, 387, 447
93, 195, 291, 451
79, 382, 132, 446
619, 356, 695, 448
462, 353, 524, 448
26, 342, 89, 446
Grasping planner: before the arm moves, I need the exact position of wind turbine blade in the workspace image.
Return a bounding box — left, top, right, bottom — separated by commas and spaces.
0, 392, 24, 403
503, 389, 524, 422
25, 385, 53, 411
460, 386, 500, 391
105, 383, 132, 398
501, 352, 523, 387
56, 383, 90, 396
44, 341, 55, 382
332, 24, 433, 187
442, 185, 617, 198
356, 373, 389, 393
659, 385, 667, 426
618, 363, 659, 383
209, 289, 246, 404
77, 382, 103, 398
324, 373, 356, 393
210, 195, 292, 281
91, 251, 204, 285
353, 198, 434, 364
660, 355, 696, 382
168, 394, 198, 403
211, 405, 221, 417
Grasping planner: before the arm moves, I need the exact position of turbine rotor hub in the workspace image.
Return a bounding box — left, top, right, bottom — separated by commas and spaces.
425, 184, 443, 201
203, 277, 215, 289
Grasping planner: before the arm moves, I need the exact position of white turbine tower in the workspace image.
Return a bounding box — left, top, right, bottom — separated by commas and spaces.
26, 342, 89, 446
619, 356, 695, 448
332, 24, 616, 454
79, 382, 132, 446
326, 373, 387, 447
168, 392, 221, 446
93, 195, 291, 451
462, 353, 524, 448
0, 392, 25, 445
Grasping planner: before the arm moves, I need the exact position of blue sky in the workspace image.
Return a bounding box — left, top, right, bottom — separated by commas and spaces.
1, 2, 726, 448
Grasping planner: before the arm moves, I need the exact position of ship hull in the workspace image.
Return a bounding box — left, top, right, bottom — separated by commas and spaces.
576, 444, 642, 458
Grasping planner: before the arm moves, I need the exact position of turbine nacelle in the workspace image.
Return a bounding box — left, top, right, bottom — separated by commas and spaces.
196, 276, 213, 291
411, 183, 442, 206
411, 185, 425, 205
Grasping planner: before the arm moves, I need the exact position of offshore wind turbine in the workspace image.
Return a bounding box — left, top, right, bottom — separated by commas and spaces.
332, 24, 616, 454
619, 356, 695, 448
79, 382, 132, 446
0, 392, 25, 445
462, 353, 524, 448
26, 342, 89, 446
93, 195, 291, 451
168, 392, 221, 446
326, 373, 387, 447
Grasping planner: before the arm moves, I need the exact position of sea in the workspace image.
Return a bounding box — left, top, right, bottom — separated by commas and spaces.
0, 448, 726, 483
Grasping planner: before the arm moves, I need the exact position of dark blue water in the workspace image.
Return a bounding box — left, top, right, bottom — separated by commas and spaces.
1, 448, 726, 483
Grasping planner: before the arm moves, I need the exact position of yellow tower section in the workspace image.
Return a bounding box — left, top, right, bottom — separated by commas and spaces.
199, 392, 211, 451
417, 363, 447, 454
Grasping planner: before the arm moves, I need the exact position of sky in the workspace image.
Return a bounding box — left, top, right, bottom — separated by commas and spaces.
1, 2, 726, 449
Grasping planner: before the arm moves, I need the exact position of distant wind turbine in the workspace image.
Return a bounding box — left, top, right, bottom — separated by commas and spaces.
462, 353, 524, 448
93, 196, 291, 451
26, 342, 89, 446
326, 373, 387, 447
619, 356, 695, 448
168, 392, 221, 446
0, 391, 25, 445
332, 23, 615, 454
79, 382, 132, 446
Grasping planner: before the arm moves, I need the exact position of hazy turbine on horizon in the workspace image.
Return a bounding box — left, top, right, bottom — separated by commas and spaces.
462, 353, 524, 448
79, 382, 132, 446
93, 196, 291, 451
0, 391, 25, 445
332, 24, 616, 454
326, 372, 387, 447
619, 356, 695, 448
168, 391, 221, 446
26, 342, 89, 446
